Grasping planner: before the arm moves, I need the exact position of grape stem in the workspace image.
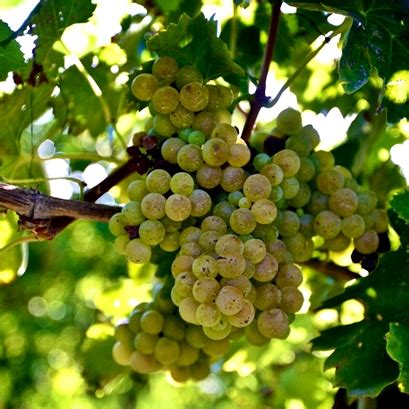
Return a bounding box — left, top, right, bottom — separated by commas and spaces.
241, 0, 282, 142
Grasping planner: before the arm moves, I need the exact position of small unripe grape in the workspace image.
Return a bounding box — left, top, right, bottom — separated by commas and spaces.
196, 302, 222, 327
202, 138, 228, 167
243, 174, 272, 202
177, 144, 204, 172
146, 169, 171, 194
215, 286, 244, 315
196, 164, 222, 189
253, 253, 279, 282
189, 189, 212, 217
170, 172, 194, 195
152, 56, 179, 84
272, 149, 301, 177
192, 277, 220, 303
252, 224, 279, 243
175, 65, 203, 90
154, 337, 180, 365
122, 201, 145, 226
253, 153, 272, 171
141, 192, 166, 220
109, 213, 127, 236
192, 110, 217, 137
213, 201, 235, 222
329, 188, 359, 217
169, 105, 194, 128
126, 239, 151, 264
353, 230, 379, 255
139, 220, 166, 245
211, 123, 238, 145
276, 264, 303, 288
140, 309, 164, 335
254, 283, 281, 310
131, 73, 159, 101
188, 130, 206, 146
112, 341, 133, 366
261, 163, 284, 186
314, 210, 342, 239
238, 197, 251, 208
229, 208, 257, 235
220, 166, 246, 192
153, 114, 177, 137
161, 137, 186, 164
201, 216, 227, 234
279, 287, 304, 313
243, 239, 267, 264
257, 308, 290, 339
216, 254, 247, 278
227, 143, 251, 167
228, 299, 255, 328
180, 81, 209, 112
276, 107, 302, 134
152, 86, 179, 114
192, 254, 219, 279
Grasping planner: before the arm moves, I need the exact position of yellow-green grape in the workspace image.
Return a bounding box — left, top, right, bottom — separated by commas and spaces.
169, 105, 194, 128
253, 253, 279, 282
177, 144, 204, 172
192, 111, 217, 137
312, 150, 335, 170
115, 322, 133, 344
171, 255, 194, 278
276, 264, 303, 288
126, 239, 151, 263
128, 307, 145, 333
253, 224, 279, 243
174, 271, 196, 297
201, 215, 227, 234
266, 239, 287, 263
205, 84, 223, 111
161, 216, 182, 233
220, 166, 246, 192
216, 254, 246, 278
188, 130, 206, 146
179, 226, 201, 245
138, 220, 165, 245
203, 317, 232, 340
179, 297, 200, 324
353, 230, 379, 254
297, 157, 316, 182
254, 283, 281, 310
229, 208, 257, 235
244, 320, 269, 346
279, 287, 304, 313
170, 365, 191, 382
121, 201, 145, 226
277, 210, 300, 238
152, 86, 179, 114
221, 275, 252, 296
175, 65, 203, 90
130, 351, 161, 374
284, 233, 314, 262
202, 138, 228, 167
215, 286, 244, 316
198, 230, 220, 252
325, 233, 351, 252
153, 114, 177, 137
372, 209, 389, 233
227, 143, 251, 167
213, 201, 236, 222
161, 137, 186, 164
185, 326, 209, 348
112, 341, 133, 366
189, 189, 212, 217
272, 149, 301, 177
170, 172, 194, 195
276, 107, 302, 134
190, 255, 216, 281
162, 315, 185, 341
202, 337, 230, 358
300, 124, 320, 148
299, 214, 315, 238
140, 309, 164, 335
285, 134, 312, 157
245, 282, 257, 300
251, 199, 277, 225
146, 169, 171, 194
152, 56, 179, 84
357, 191, 378, 215
131, 73, 159, 101
176, 342, 200, 366
134, 332, 158, 355
192, 277, 220, 302
330, 186, 359, 213
154, 337, 180, 366
165, 194, 192, 221
217, 85, 234, 108
228, 191, 244, 206
179, 242, 203, 258
307, 191, 329, 215
243, 174, 272, 202
243, 239, 267, 264
215, 234, 244, 256
261, 163, 284, 186
179, 81, 209, 112
214, 109, 232, 124
314, 210, 342, 239
160, 231, 180, 252
211, 123, 238, 145
196, 164, 222, 189
190, 361, 211, 381
281, 176, 300, 200
170, 286, 184, 306
287, 182, 311, 208
228, 299, 255, 328
196, 302, 222, 327
109, 213, 127, 236
141, 192, 166, 220
127, 180, 148, 202
316, 169, 345, 195
257, 308, 290, 339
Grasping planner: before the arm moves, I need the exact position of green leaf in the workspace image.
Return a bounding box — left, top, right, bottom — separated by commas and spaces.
31, 0, 96, 73
312, 321, 399, 397
386, 323, 409, 393
147, 13, 245, 81
0, 20, 25, 81
390, 189, 409, 223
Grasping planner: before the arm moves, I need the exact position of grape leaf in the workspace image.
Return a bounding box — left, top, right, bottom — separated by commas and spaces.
30, 0, 96, 73
0, 21, 25, 81
390, 190, 409, 223
386, 323, 409, 393
146, 13, 245, 81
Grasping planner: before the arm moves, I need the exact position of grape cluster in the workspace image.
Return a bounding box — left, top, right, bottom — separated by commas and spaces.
109, 56, 389, 381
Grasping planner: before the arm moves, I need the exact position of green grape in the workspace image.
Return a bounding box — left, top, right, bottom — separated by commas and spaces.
152, 56, 179, 84
329, 187, 359, 217
299, 214, 315, 238
140, 309, 164, 335
211, 123, 238, 145
196, 302, 222, 327
285, 134, 312, 157
179, 81, 209, 112
214, 108, 232, 124
261, 163, 284, 186
178, 127, 192, 142
160, 231, 180, 252
174, 271, 196, 297
272, 149, 301, 177
205, 84, 224, 111
171, 255, 194, 278
280, 176, 300, 200
238, 197, 251, 209
243, 239, 267, 264
161, 137, 186, 164
228, 299, 255, 328
130, 351, 161, 374
252, 224, 279, 243
170, 286, 184, 306
154, 337, 180, 365
139, 220, 166, 245
115, 321, 133, 344
196, 164, 222, 189
372, 209, 389, 233
152, 86, 179, 115
175, 65, 203, 90
279, 287, 304, 313
227, 143, 251, 167
213, 201, 236, 222
357, 191, 378, 215
243, 174, 272, 202
165, 194, 192, 221
307, 191, 329, 215
217, 254, 247, 278
284, 233, 314, 262
254, 283, 281, 310
192, 277, 220, 303
276, 107, 302, 134
201, 216, 227, 234
114, 234, 130, 255
170, 365, 191, 382
228, 191, 244, 206
217, 85, 234, 108
229, 208, 257, 235
314, 210, 342, 239
253, 253, 279, 282
179, 297, 200, 324
145, 169, 171, 194
215, 286, 244, 315
202, 138, 228, 167
265, 239, 287, 262
276, 264, 303, 288
253, 153, 272, 171
277, 210, 300, 238
202, 338, 230, 357
325, 233, 351, 252
221, 275, 252, 296
112, 341, 133, 366
176, 342, 200, 366
188, 130, 206, 145
353, 230, 379, 255
134, 332, 158, 355
126, 239, 152, 264
153, 288, 176, 314
270, 186, 284, 202
177, 144, 204, 172
220, 166, 246, 192
244, 321, 269, 346
190, 361, 211, 380
179, 242, 203, 258
203, 317, 232, 340
185, 326, 209, 349
300, 124, 320, 148
297, 157, 316, 182
141, 192, 166, 220
161, 216, 182, 233
121, 201, 145, 226
127, 180, 148, 202
131, 73, 159, 101
169, 104, 194, 128
170, 172, 194, 195
128, 305, 146, 333
153, 114, 177, 137
215, 234, 244, 256
257, 308, 290, 339
198, 230, 221, 252
179, 226, 201, 245
192, 111, 217, 137
287, 182, 311, 208
189, 189, 212, 217
311, 150, 335, 170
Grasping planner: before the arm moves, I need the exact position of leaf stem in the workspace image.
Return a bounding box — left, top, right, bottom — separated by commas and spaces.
0, 235, 37, 254
241, 0, 283, 142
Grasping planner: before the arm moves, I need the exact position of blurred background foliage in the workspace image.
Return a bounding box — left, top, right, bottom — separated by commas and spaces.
0, 0, 408, 408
